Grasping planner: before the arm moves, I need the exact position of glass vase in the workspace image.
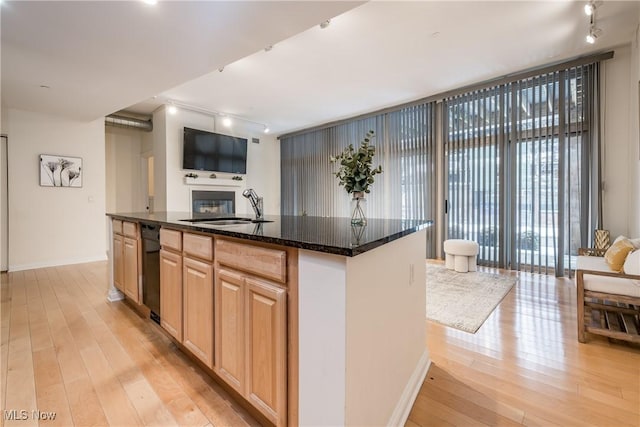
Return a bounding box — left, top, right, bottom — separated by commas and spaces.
350, 191, 367, 226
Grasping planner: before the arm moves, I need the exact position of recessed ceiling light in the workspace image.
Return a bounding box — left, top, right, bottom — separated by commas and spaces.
431, 31, 441, 38
263, 126, 270, 134
167, 105, 177, 115
264, 45, 273, 52
222, 117, 232, 127
143, 0, 157, 5
319, 20, 331, 29
39, 85, 51, 89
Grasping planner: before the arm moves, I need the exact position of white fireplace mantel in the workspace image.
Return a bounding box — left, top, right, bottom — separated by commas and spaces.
184, 177, 244, 187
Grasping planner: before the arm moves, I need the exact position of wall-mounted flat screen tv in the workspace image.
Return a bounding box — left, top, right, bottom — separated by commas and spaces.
182, 127, 248, 174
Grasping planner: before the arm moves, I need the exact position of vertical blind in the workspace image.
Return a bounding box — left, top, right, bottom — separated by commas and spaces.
444, 64, 600, 275
280, 61, 602, 276
281, 104, 438, 257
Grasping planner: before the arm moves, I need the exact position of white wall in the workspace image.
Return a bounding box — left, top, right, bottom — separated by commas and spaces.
155, 106, 281, 215
603, 45, 635, 239
629, 22, 640, 238
6, 109, 106, 271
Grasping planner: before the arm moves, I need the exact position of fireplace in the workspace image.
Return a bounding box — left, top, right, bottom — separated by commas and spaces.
192, 190, 235, 214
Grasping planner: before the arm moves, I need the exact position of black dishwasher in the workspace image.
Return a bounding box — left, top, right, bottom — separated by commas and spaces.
141, 222, 161, 324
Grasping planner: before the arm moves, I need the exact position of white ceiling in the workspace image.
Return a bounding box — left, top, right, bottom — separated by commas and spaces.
1, 0, 362, 121
3, 1, 639, 136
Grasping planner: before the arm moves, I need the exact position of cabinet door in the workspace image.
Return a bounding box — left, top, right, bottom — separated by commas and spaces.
113, 234, 124, 291
123, 237, 139, 303
245, 277, 287, 426
214, 268, 245, 394
160, 249, 183, 341
183, 256, 214, 368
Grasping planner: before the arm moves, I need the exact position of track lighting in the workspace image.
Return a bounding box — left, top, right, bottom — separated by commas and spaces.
164, 100, 271, 133
584, 3, 602, 44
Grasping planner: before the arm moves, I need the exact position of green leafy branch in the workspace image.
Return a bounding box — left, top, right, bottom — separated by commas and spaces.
329, 130, 382, 194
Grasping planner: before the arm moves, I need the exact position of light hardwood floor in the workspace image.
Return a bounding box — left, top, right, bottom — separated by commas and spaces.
408, 264, 640, 427
1, 261, 639, 426
0, 262, 259, 427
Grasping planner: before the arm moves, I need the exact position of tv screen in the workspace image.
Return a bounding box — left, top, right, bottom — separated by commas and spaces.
182, 127, 248, 174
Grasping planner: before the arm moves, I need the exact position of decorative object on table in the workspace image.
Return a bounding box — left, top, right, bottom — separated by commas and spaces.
184, 172, 199, 178
426, 261, 516, 333
232, 175, 243, 181
39, 154, 82, 187
330, 130, 382, 225
593, 229, 611, 250
209, 173, 217, 179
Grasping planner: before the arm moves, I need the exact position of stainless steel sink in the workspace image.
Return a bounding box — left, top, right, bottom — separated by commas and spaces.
180, 217, 251, 223
202, 219, 252, 225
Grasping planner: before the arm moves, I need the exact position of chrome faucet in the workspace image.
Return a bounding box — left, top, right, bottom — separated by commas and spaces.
242, 188, 263, 220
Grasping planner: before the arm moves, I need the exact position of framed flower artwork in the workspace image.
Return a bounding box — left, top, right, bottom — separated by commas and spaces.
39, 154, 83, 187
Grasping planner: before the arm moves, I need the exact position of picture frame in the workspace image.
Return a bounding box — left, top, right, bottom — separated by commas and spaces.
39, 154, 83, 187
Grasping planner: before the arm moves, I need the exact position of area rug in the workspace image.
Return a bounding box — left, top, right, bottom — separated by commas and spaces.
426, 262, 516, 333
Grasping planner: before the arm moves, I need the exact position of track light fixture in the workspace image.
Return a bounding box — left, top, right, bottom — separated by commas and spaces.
584, 2, 594, 16
164, 100, 272, 134
584, 3, 602, 44
586, 28, 598, 44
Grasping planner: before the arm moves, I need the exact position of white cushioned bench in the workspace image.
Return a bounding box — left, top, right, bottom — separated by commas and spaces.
443, 239, 479, 273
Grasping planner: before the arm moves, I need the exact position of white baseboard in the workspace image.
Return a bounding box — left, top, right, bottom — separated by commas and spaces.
387, 350, 431, 427
9, 254, 108, 272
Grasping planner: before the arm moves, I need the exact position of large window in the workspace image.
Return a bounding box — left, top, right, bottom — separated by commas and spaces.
445, 64, 599, 275
281, 104, 438, 257
280, 59, 602, 276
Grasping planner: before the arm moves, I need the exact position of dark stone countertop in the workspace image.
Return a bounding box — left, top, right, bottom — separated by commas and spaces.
107, 212, 432, 257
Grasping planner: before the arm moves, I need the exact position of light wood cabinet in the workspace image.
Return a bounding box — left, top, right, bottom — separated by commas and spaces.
160, 248, 183, 341
214, 268, 245, 394
113, 234, 124, 292
245, 276, 287, 426
123, 236, 139, 303
183, 256, 214, 368
113, 219, 139, 303
214, 263, 287, 426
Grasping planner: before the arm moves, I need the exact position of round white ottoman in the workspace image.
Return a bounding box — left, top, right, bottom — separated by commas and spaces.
443, 239, 479, 273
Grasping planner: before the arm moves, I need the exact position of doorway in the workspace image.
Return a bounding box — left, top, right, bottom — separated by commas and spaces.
1, 135, 8, 271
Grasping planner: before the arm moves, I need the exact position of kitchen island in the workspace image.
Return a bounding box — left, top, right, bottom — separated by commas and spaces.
107, 212, 431, 427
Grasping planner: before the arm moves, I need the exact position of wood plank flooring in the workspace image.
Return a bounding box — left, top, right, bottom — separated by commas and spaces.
0, 262, 258, 427
408, 264, 640, 427
1, 261, 639, 426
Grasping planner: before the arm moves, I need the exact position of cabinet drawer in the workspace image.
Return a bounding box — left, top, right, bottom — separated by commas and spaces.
112, 219, 123, 234
160, 228, 182, 252
215, 239, 286, 283
183, 233, 213, 261
123, 221, 137, 238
